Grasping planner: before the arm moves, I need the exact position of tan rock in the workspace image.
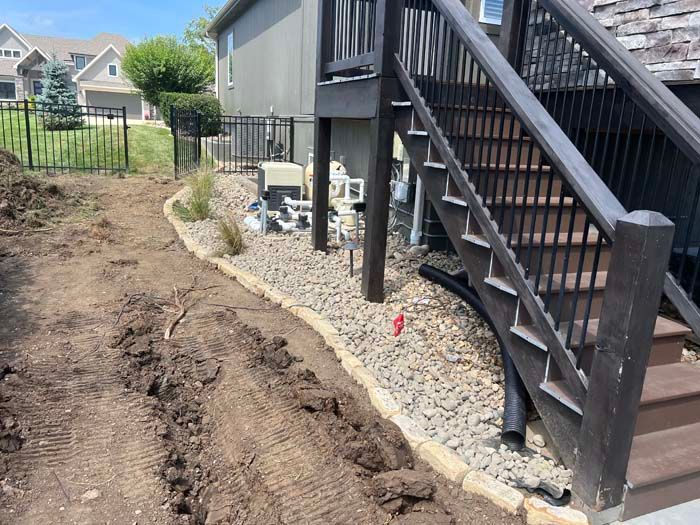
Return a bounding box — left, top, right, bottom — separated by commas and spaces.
368, 386, 402, 418
525, 497, 588, 525
462, 471, 524, 515
389, 415, 431, 450
350, 365, 380, 390
417, 441, 469, 483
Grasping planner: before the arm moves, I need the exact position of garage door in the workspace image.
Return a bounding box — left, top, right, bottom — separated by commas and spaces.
85, 91, 142, 121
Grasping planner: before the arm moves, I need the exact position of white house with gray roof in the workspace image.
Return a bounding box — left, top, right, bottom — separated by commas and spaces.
0, 23, 147, 120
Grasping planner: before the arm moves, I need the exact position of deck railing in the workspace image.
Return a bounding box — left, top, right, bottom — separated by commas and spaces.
509, 0, 700, 334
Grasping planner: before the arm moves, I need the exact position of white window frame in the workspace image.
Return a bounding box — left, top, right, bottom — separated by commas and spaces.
74, 55, 86, 70
479, 0, 504, 25
108, 63, 118, 77
227, 31, 234, 87
0, 81, 17, 100
0, 48, 22, 59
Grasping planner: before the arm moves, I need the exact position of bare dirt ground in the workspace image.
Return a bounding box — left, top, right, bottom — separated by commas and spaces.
0, 174, 524, 524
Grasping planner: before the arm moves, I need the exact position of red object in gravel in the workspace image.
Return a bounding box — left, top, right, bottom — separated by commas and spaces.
392, 313, 405, 337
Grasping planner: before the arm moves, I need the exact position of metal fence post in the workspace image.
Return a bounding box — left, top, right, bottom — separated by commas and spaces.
122, 106, 129, 175
23, 99, 34, 171
172, 106, 179, 179
289, 117, 295, 164
196, 111, 202, 168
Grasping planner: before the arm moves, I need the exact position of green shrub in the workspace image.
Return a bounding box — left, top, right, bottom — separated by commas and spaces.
218, 215, 244, 255
121, 36, 213, 106
172, 170, 215, 222
159, 92, 223, 137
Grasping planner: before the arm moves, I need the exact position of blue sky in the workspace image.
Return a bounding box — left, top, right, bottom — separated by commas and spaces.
4, 1, 220, 41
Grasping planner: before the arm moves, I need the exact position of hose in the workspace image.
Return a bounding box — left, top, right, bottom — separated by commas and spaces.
418, 264, 528, 451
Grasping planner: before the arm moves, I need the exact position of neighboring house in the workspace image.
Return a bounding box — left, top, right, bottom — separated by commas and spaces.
0, 23, 147, 120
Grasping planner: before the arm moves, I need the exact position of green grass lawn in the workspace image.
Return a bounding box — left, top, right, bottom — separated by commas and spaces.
1, 109, 173, 176
127, 124, 173, 175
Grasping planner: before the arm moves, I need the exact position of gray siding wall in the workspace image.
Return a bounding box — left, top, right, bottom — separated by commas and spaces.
214, 0, 371, 180
213, 0, 498, 183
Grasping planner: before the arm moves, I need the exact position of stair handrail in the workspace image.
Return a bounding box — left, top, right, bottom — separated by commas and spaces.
537, 0, 700, 167
430, 0, 627, 241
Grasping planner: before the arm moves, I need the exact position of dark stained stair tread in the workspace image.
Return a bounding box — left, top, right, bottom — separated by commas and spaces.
627, 422, 700, 489
485, 196, 575, 207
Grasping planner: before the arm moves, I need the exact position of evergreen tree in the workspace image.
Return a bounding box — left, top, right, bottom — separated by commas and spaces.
37, 56, 83, 130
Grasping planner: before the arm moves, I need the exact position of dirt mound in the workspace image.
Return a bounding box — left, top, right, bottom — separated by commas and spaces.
256, 338, 415, 475
0, 175, 64, 230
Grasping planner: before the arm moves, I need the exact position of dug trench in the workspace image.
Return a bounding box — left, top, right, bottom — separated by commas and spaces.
0, 174, 523, 524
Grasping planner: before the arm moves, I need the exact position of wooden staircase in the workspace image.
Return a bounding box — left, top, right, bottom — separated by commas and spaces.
393, 67, 700, 518
313, 0, 700, 520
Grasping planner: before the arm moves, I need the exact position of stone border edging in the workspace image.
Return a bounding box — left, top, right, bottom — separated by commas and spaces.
164, 188, 589, 525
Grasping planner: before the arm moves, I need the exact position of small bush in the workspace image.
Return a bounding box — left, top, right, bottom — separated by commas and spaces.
187, 170, 214, 221
219, 215, 244, 255
172, 170, 214, 222
172, 200, 193, 222
159, 92, 223, 137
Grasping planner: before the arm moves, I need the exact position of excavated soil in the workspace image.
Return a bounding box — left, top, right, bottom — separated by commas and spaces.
0, 174, 524, 524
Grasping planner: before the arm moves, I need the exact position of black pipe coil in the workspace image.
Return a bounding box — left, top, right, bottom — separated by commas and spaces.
418, 264, 528, 451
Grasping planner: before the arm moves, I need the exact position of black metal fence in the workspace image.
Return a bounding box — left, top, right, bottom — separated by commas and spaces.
0, 100, 129, 174
172, 107, 295, 177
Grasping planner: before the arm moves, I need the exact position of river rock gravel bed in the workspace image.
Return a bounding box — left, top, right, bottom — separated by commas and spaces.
182, 172, 574, 494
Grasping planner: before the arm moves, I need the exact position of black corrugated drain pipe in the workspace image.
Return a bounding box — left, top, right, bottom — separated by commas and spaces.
418, 264, 528, 451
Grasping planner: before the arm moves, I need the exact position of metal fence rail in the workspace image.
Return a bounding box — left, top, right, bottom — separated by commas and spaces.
172, 107, 295, 177
0, 100, 129, 174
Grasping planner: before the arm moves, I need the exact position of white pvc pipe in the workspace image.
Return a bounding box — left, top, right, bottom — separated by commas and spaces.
410, 176, 425, 245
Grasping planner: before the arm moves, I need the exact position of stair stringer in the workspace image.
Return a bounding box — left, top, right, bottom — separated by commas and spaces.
395, 112, 581, 467
393, 55, 589, 408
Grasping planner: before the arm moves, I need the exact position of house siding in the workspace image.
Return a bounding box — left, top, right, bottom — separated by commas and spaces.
213, 0, 372, 179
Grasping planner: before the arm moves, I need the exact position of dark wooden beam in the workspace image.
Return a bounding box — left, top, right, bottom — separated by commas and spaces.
499, 0, 528, 70
324, 52, 375, 75
315, 76, 380, 119
312, 117, 331, 252
360, 0, 403, 303
573, 211, 675, 511
315, 0, 333, 84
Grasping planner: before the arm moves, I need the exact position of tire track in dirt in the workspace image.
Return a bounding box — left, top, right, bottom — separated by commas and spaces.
5, 310, 170, 523
177, 310, 387, 525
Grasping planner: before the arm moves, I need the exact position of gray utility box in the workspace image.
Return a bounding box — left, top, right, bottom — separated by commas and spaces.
257, 162, 305, 211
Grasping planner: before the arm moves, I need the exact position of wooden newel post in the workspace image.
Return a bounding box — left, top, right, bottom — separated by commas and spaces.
361, 0, 402, 303
573, 210, 675, 512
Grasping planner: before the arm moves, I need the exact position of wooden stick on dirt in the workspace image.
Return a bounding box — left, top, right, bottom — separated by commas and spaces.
164, 286, 188, 340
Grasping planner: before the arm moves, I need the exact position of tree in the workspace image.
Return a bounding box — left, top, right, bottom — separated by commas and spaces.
36, 56, 83, 130
183, 4, 220, 56
121, 36, 213, 106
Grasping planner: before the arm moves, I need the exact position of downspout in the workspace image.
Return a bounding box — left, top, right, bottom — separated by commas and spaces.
410, 176, 425, 245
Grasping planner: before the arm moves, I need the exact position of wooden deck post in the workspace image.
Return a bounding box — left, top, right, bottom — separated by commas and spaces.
360, 0, 403, 303
500, 0, 529, 71
573, 210, 675, 511
312, 117, 331, 251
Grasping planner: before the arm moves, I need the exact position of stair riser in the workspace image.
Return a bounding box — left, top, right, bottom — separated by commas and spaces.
459, 140, 542, 167
523, 245, 613, 274
623, 472, 700, 520
491, 205, 589, 242
444, 113, 520, 138
636, 395, 700, 436
487, 173, 563, 199
546, 292, 605, 328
